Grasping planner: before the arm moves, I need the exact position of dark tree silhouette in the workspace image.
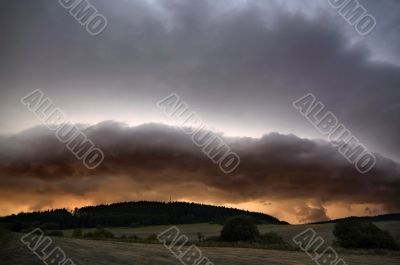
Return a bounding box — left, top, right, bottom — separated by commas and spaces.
220, 216, 260, 242
0, 201, 287, 231
333, 219, 399, 250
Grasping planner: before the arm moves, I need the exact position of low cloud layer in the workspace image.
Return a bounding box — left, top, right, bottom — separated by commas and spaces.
0, 122, 399, 223
1, 0, 400, 162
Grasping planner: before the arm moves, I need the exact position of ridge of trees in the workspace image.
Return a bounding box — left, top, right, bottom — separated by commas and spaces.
0, 201, 288, 231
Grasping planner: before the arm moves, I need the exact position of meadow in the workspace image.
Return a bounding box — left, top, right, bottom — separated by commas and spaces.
2, 221, 399, 265
61, 221, 400, 247
2, 231, 400, 265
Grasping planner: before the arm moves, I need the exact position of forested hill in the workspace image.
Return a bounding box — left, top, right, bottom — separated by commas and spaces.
0, 201, 288, 231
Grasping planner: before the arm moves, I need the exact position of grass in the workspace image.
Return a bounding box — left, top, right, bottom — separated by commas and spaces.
62, 221, 400, 248
2, 221, 399, 264
0, 225, 10, 248
2, 233, 400, 265
63, 223, 223, 240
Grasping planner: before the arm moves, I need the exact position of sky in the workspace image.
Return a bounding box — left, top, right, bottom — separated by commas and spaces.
0, 0, 399, 224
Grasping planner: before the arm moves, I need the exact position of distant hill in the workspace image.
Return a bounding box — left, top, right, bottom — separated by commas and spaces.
0, 201, 288, 231
311, 213, 400, 224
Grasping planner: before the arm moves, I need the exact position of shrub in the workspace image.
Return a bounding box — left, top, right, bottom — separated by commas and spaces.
258, 232, 286, 244
333, 219, 399, 250
146, 234, 157, 241
84, 228, 114, 239
72, 228, 83, 238
220, 216, 259, 242
83, 232, 94, 238
197, 232, 204, 242
128, 234, 138, 240
45, 230, 63, 237
205, 235, 220, 242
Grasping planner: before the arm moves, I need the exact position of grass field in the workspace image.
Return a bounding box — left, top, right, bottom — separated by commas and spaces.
2, 232, 400, 265
2, 221, 399, 265
61, 221, 400, 248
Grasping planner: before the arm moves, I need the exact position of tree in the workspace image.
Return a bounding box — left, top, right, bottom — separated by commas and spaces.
0, 201, 285, 230
220, 216, 259, 242
333, 219, 399, 250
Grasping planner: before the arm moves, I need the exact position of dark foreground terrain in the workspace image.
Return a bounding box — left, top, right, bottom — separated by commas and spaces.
2, 233, 400, 265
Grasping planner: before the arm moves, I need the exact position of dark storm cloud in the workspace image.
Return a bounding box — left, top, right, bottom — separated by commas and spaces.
0, 122, 399, 218
0, 0, 399, 162
1, 0, 400, 223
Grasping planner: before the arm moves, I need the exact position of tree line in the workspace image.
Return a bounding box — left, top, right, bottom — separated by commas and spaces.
0, 201, 287, 231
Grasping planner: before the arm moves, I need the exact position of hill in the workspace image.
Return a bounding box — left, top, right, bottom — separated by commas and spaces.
0, 201, 287, 231
312, 213, 400, 224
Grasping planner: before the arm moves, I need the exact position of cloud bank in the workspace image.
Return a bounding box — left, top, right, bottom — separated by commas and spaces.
1, 0, 400, 162
0, 122, 399, 223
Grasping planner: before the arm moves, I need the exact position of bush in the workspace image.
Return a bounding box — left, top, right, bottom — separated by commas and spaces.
333, 219, 399, 250
72, 228, 82, 238
220, 216, 259, 242
84, 228, 114, 239
146, 234, 157, 241
45, 230, 63, 237
205, 235, 220, 242
128, 234, 139, 240
197, 232, 204, 242
258, 232, 286, 244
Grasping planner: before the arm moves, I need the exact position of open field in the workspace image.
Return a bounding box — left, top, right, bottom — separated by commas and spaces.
63, 223, 222, 240
61, 221, 400, 247
261, 221, 400, 248
2, 233, 400, 265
